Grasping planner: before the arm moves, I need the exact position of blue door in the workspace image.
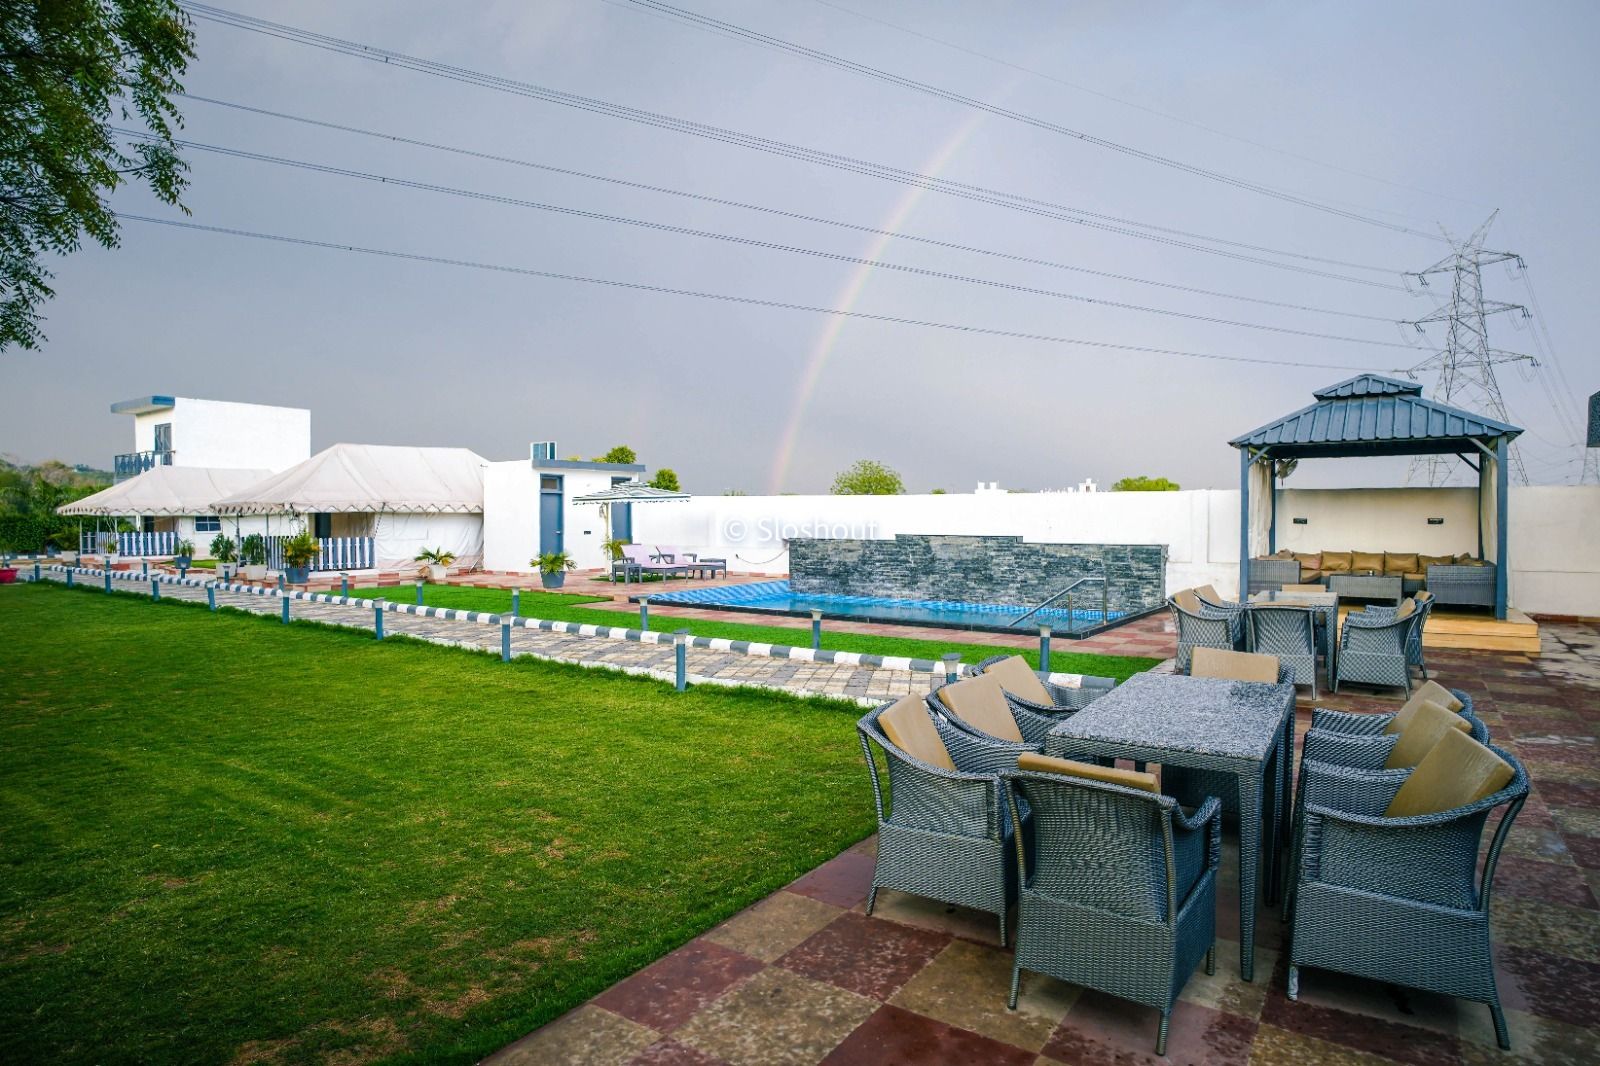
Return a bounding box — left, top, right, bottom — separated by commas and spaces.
539, 475, 564, 556
610, 477, 632, 542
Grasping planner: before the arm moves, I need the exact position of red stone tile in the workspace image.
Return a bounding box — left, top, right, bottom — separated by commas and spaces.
1258, 982, 1461, 1066
1043, 992, 1256, 1065
1493, 856, 1598, 910
1496, 946, 1600, 1028
1538, 781, 1600, 809
786, 846, 877, 909
777, 911, 949, 1000
819, 1004, 1035, 1066
1563, 834, 1600, 870
626, 1038, 730, 1065
594, 940, 765, 1033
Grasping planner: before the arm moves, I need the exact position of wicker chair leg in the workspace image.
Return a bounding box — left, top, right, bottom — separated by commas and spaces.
1287, 965, 1299, 1000
997, 909, 1008, 948
1206, 945, 1216, 976
1490, 1002, 1511, 1050
865, 885, 878, 916
1008, 963, 1022, 1010
1156, 1011, 1170, 1056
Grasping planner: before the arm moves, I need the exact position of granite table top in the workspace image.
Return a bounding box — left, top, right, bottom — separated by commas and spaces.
1046, 672, 1295, 762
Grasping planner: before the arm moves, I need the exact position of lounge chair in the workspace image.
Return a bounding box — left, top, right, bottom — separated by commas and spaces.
653, 545, 728, 579
1004, 756, 1221, 1055
619, 544, 690, 581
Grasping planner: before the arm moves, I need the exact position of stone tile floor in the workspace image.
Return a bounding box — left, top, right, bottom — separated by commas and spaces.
490, 624, 1600, 1066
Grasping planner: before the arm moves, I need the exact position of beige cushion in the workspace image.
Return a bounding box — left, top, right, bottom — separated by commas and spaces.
1321, 551, 1353, 573
1419, 554, 1454, 570
1018, 752, 1160, 794
1192, 647, 1280, 683
1396, 599, 1417, 620
1352, 550, 1385, 574
1291, 551, 1323, 578
1386, 552, 1419, 576
1384, 700, 1472, 769
1195, 584, 1226, 604
1386, 689, 1466, 735
879, 694, 956, 771
1386, 729, 1515, 817
1173, 588, 1203, 613
1415, 679, 1464, 712
982, 655, 1054, 707
935, 674, 1023, 743
1284, 584, 1325, 593
1403, 573, 1426, 583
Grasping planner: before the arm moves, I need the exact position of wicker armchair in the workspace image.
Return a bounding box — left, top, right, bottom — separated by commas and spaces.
927, 676, 1044, 749
1287, 740, 1528, 1049
1002, 766, 1221, 1055
972, 655, 1117, 739
858, 697, 1034, 945
1356, 593, 1435, 680
1333, 607, 1414, 694
1168, 593, 1239, 674
1194, 584, 1247, 645
1247, 605, 1319, 698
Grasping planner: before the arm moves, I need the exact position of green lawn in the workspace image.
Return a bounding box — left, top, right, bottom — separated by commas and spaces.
361, 583, 1160, 681
0, 583, 877, 1065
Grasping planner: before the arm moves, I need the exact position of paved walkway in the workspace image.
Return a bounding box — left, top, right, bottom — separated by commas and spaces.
28, 570, 971, 702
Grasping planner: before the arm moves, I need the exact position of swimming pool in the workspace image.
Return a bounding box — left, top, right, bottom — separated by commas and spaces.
634, 580, 1138, 636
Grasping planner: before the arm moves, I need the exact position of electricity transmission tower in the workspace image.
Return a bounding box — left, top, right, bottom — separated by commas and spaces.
1402, 211, 1535, 486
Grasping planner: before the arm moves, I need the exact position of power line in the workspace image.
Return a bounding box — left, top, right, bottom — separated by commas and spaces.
178, 2, 1413, 291
115, 211, 1397, 372
614, 0, 1449, 239
803, 0, 1480, 212
182, 93, 1405, 324
130, 129, 1422, 350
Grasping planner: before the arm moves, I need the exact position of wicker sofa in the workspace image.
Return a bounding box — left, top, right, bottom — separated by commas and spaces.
1251, 550, 1495, 607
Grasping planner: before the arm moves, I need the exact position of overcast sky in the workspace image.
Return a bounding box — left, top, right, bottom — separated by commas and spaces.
8, 0, 1597, 492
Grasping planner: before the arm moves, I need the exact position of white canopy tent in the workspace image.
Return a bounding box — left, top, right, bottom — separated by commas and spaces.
59, 466, 272, 517
211, 444, 489, 570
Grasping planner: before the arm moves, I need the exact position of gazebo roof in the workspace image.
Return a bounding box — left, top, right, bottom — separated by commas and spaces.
1230, 374, 1521, 459
571, 484, 689, 504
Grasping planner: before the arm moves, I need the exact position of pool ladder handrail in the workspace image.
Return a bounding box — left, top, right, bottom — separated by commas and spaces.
1008, 566, 1110, 630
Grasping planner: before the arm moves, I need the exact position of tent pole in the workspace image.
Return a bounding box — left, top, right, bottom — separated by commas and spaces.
1268, 466, 1277, 555
1238, 448, 1251, 599
1495, 436, 1509, 620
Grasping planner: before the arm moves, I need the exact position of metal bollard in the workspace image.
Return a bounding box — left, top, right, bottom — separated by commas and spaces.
1038, 624, 1052, 673
415, 580, 424, 606
341, 573, 349, 598
639, 596, 650, 632
281, 594, 290, 624
142, 559, 149, 577
511, 587, 520, 618
34, 562, 41, 582
501, 621, 511, 662
811, 609, 823, 651
151, 578, 160, 601
277, 573, 285, 591
207, 585, 216, 611
942, 653, 962, 686
674, 628, 689, 692
104, 568, 111, 592
374, 599, 385, 640
67, 568, 74, 588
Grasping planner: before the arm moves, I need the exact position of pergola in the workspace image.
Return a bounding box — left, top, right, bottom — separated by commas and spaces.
1231, 374, 1522, 619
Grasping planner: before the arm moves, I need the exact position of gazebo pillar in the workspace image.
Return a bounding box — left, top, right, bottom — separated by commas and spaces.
1238, 447, 1252, 599
1495, 435, 1509, 620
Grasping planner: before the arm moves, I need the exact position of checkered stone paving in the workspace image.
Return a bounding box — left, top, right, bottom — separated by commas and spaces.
490, 623, 1600, 1066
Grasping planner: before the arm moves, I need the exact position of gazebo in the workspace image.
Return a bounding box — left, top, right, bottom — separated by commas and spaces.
1231, 374, 1522, 619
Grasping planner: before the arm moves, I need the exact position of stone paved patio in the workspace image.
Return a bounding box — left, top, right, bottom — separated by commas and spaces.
489, 623, 1600, 1066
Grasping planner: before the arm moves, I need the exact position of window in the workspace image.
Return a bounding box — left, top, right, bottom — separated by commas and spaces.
313, 513, 332, 538
195, 515, 221, 533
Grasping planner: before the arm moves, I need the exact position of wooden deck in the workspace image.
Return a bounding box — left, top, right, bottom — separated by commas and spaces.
1336, 604, 1542, 655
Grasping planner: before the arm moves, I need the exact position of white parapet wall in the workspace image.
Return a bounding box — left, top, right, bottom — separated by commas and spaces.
632, 486, 1600, 617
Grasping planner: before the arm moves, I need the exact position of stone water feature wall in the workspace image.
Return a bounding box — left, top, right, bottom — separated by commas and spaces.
788, 534, 1167, 614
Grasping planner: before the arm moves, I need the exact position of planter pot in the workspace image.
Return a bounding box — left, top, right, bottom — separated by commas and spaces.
540, 571, 568, 589
0, 568, 17, 585
58, 552, 78, 565
173, 556, 193, 571
242, 564, 268, 581
284, 565, 311, 584
218, 562, 237, 580
425, 564, 447, 583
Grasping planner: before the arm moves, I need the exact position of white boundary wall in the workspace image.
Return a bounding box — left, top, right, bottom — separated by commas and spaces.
632, 486, 1600, 617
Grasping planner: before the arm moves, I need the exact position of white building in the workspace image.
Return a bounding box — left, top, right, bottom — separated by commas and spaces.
482, 445, 646, 572
111, 395, 310, 480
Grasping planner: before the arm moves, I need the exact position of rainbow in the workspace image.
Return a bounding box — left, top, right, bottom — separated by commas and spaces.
764, 91, 1014, 494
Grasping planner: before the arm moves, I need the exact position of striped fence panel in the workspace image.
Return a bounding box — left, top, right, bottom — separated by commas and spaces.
265, 536, 374, 572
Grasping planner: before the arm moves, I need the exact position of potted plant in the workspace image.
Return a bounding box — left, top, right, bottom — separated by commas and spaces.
415, 547, 457, 583
535, 551, 576, 589
210, 534, 238, 579
172, 538, 195, 572
280, 531, 320, 585
0, 543, 16, 585
239, 534, 269, 581
49, 531, 78, 565
104, 535, 121, 566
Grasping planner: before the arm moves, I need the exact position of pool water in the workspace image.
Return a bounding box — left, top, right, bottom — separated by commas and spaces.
636, 580, 1131, 636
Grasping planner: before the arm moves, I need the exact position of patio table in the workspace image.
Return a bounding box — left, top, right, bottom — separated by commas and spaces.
1327, 573, 1402, 606
1043, 672, 1295, 981
1250, 589, 1338, 688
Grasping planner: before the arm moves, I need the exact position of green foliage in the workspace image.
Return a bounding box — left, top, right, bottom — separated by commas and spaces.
172, 538, 194, 558
831, 459, 904, 496
0, 1, 195, 350
0, 457, 108, 551
1111, 475, 1182, 492
208, 533, 234, 562
413, 546, 456, 567
279, 531, 320, 568
600, 537, 628, 561
930, 488, 947, 494
647, 467, 680, 492
0, 583, 871, 1063
594, 445, 637, 465
237, 533, 266, 566
535, 551, 575, 574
